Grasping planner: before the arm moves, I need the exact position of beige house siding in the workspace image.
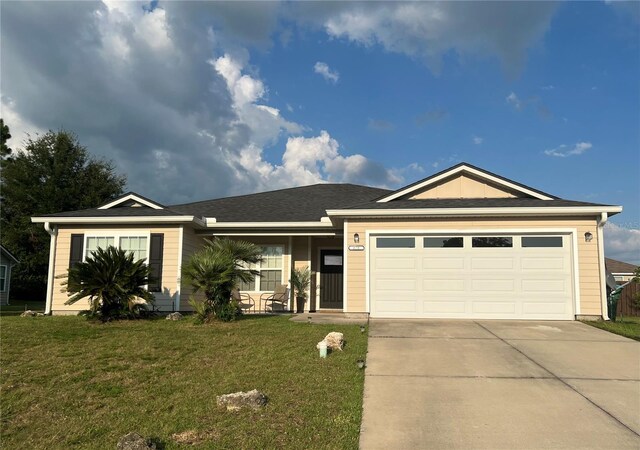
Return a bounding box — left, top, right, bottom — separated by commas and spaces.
409, 174, 521, 199
50, 225, 181, 314
344, 217, 603, 317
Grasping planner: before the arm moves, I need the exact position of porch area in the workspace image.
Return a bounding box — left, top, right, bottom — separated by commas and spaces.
184, 233, 345, 314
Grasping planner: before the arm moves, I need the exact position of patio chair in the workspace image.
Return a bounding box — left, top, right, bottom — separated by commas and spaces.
261, 284, 290, 313
231, 288, 255, 313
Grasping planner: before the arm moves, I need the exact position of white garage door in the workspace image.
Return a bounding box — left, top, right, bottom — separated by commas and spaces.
370, 234, 574, 320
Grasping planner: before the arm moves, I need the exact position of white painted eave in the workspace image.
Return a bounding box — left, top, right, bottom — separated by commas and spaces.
326, 205, 623, 217
98, 193, 164, 210
204, 219, 334, 228
32, 216, 206, 227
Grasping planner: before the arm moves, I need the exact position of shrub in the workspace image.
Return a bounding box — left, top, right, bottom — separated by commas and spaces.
61, 246, 155, 321
182, 237, 262, 322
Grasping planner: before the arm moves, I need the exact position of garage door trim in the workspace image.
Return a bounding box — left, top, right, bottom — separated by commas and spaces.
364, 227, 581, 318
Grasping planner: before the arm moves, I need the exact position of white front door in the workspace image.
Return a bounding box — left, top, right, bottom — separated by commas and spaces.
369, 234, 574, 320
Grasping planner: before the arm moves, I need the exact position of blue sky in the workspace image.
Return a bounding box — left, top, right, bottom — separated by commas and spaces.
1, 1, 638, 262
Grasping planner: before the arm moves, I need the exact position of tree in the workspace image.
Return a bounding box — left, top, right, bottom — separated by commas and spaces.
62, 246, 154, 320
0, 130, 126, 299
182, 237, 262, 322
1, 119, 11, 157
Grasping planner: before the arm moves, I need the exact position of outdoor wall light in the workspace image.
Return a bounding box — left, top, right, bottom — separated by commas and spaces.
354, 233, 360, 243
584, 232, 593, 242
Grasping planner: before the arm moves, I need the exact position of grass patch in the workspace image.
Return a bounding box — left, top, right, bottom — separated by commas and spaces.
582, 316, 640, 341
1, 315, 368, 449
0, 299, 45, 316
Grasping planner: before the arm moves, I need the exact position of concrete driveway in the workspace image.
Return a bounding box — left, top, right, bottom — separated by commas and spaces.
359, 320, 640, 450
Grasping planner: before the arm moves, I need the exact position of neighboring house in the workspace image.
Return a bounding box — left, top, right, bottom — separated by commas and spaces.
605, 258, 638, 285
0, 245, 19, 306
32, 162, 622, 320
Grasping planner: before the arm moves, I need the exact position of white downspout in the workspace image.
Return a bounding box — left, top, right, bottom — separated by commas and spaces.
597, 212, 609, 321
44, 222, 57, 315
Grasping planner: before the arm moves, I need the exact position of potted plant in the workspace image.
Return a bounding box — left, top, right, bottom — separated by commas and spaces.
290, 267, 311, 313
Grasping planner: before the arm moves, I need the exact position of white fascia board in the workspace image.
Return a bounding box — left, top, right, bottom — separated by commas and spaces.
98, 194, 164, 210
204, 219, 334, 228
326, 206, 623, 217
32, 216, 200, 225
377, 165, 554, 202
202, 232, 338, 236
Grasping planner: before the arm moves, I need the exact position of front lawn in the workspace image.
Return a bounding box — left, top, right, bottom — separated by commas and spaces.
1, 315, 368, 449
582, 316, 640, 341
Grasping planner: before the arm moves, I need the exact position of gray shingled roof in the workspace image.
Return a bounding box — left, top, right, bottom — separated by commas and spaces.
35, 182, 618, 223
170, 184, 392, 221
605, 258, 638, 274
38, 207, 188, 218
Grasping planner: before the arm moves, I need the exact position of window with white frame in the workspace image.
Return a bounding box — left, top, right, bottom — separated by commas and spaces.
237, 245, 284, 292
0, 265, 6, 292
85, 235, 148, 261
119, 236, 148, 261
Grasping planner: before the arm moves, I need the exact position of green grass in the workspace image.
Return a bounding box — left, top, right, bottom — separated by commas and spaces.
582, 316, 640, 341
0, 299, 45, 316
1, 315, 368, 449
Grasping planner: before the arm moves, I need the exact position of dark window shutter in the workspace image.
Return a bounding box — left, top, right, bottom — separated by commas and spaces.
69, 234, 84, 269
148, 233, 164, 292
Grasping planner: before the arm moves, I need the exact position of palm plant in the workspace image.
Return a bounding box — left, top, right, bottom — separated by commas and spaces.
290, 266, 311, 313
62, 246, 155, 320
182, 237, 262, 321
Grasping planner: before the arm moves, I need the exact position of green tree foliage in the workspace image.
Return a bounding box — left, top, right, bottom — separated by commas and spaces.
62, 246, 154, 320
0, 129, 126, 299
1, 119, 12, 157
182, 237, 262, 322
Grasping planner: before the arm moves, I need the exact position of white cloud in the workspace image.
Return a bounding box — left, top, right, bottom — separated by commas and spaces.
315, 2, 558, 73
472, 136, 483, 145
313, 61, 339, 83
237, 130, 420, 190
605, 223, 640, 265
544, 142, 592, 158
540, 85, 555, 90
506, 92, 523, 110
0, 97, 46, 150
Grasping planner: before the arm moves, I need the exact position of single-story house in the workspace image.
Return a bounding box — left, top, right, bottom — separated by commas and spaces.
0, 245, 19, 306
32, 162, 622, 320
605, 258, 638, 285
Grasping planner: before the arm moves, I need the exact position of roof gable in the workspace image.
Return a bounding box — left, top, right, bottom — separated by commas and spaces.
97, 192, 165, 210
0, 245, 19, 264
376, 163, 556, 202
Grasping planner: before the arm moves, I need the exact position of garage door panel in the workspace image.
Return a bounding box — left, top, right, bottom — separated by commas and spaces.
470, 258, 514, 270
376, 301, 418, 313
522, 279, 568, 293
521, 257, 565, 270
471, 279, 515, 292
375, 257, 416, 270
422, 257, 465, 269
370, 233, 574, 320
522, 301, 568, 315
422, 300, 466, 314
472, 302, 517, 314
375, 278, 417, 291
422, 279, 465, 291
